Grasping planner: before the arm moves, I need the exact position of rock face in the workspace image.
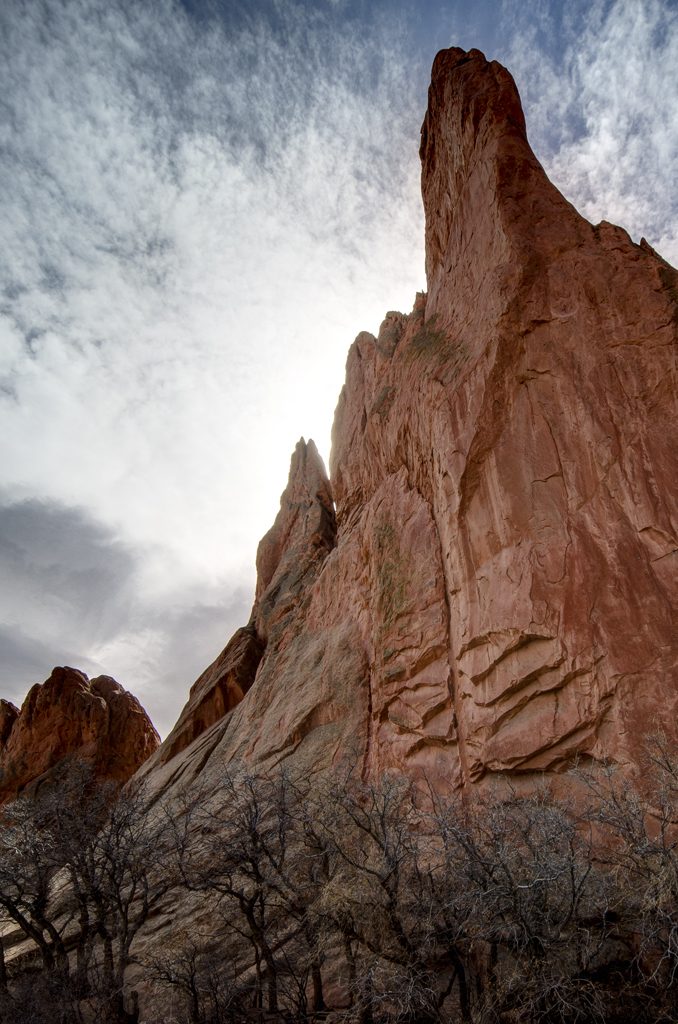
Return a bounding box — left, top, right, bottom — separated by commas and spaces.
142, 47, 677, 800
328, 46, 678, 786
139, 437, 346, 789
0, 667, 160, 803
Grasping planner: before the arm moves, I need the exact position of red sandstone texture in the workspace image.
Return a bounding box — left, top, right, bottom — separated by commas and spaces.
0, 667, 160, 803
142, 47, 677, 798
141, 438, 339, 781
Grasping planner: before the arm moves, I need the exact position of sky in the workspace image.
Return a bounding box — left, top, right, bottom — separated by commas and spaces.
1, 0, 677, 738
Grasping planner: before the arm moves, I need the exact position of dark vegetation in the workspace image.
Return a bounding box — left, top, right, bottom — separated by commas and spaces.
3, 741, 678, 1023
408, 313, 448, 359
374, 522, 408, 629
658, 264, 678, 327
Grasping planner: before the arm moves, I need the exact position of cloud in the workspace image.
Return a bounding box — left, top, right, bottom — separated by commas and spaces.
0, 0, 434, 733
0, 495, 139, 644
92, 585, 252, 737
0, 0, 426, 575
0, 0, 432, 734
0, 625, 105, 709
501, 0, 678, 264
0, 493, 251, 736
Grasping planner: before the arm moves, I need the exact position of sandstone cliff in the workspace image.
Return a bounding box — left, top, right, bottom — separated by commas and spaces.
141, 47, 677, 800
0, 666, 159, 803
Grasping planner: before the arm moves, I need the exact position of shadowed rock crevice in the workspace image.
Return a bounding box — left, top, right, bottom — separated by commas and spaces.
157, 625, 266, 766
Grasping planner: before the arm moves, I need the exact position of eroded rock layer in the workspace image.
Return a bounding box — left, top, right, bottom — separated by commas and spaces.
144, 47, 677, 799
0, 667, 159, 803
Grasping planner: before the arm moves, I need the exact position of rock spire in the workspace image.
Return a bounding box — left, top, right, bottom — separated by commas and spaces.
142, 47, 677, 795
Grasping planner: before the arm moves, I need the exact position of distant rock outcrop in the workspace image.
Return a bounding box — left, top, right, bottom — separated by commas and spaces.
140, 47, 677, 802
0, 667, 159, 803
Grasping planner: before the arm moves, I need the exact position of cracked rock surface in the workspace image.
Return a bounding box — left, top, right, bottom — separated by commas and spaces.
142, 47, 678, 800
124, 51, 678, 999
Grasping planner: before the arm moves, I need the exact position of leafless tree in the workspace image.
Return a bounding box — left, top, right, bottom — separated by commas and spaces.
146, 934, 251, 1024
578, 736, 678, 1020
8, 743, 678, 1023
300, 770, 447, 1023
175, 763, 331, 1019
434, 785, 621, 1024
0, 761, 175, 1023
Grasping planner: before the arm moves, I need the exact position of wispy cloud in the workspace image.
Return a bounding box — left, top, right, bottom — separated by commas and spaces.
0, 0, 426, 731
0, 0, 425, 568
502, 0, 678, 263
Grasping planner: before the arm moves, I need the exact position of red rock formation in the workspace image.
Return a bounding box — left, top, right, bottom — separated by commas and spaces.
158, 626, 264, 765
0, 700, 19, 747
143, 47, 677, 799
124, 53, 678, 1018
0, 667, 159, 803
330, 48, 678, 786
140, 437, 338, 781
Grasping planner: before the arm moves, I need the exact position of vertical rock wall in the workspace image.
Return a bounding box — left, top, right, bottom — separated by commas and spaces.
142, 48, 677, 798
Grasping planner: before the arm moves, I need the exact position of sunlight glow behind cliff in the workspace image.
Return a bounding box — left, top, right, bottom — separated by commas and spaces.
1, 0, 676, 736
